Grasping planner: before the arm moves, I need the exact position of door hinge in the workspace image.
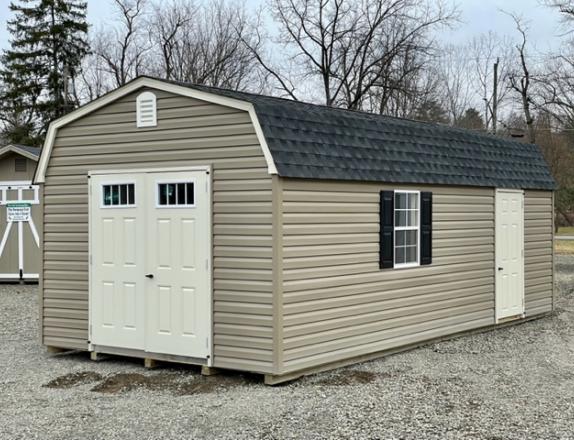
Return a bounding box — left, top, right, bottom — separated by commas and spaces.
89, 254, 92, 265
89, 324, 92, 337
206, 337, 209, 349
206, 259, 209, 270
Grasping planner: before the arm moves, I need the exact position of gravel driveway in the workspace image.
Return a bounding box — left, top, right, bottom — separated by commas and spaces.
1, 257, 574, 440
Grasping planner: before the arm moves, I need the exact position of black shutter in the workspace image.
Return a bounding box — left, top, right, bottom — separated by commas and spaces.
420, 191, 432, 265
379, 190, 394, 269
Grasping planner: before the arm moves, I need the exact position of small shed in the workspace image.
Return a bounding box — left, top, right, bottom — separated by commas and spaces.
0, 144, 41, 281
34, 77, 555, 384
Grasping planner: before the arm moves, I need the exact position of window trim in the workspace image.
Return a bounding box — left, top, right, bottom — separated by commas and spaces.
155, 178, 196, 208
100, 181, 137, 209
393, 190, 420, 269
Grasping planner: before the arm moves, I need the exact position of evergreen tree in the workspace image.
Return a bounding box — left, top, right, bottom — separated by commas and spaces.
413, 100, 449, 124
456, 108, 485, 131
0, 0, 89, 145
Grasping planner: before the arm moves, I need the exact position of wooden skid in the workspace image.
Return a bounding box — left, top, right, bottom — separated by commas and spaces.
201, 366, 222, 376
90, 351, 109, 362
144, 358, 159, 369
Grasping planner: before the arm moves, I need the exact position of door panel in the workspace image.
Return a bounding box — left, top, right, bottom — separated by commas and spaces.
90, 175, 146, 350
496, 190, 524, 321
90, 170, 211, 359
145, 172, 210, 358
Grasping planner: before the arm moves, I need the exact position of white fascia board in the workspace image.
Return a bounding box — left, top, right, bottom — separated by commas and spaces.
33, 77, 278, 183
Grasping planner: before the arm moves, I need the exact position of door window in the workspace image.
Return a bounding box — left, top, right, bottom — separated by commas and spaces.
102, 183, 135, 207
157, 182, 195, 207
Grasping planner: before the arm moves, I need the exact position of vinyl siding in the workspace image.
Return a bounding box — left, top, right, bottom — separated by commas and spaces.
524, 190, 554, 316
42, 87, 274, 372
278, 179, 497, 373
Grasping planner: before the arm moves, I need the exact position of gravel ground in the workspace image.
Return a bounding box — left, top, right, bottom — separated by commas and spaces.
1, 258, 574, 440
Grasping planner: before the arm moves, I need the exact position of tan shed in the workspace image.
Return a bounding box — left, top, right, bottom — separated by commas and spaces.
34, 77, 555, 384
0, 144, 41, 281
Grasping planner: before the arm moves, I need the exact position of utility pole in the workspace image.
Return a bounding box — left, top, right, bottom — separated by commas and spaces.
483, 97, 489, 132
492, 57, 499, 135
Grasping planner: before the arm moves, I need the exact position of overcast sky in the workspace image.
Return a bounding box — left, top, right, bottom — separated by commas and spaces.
0, 0, 566, 54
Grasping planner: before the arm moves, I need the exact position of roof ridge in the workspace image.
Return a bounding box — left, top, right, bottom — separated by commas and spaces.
163, 77, 535, 148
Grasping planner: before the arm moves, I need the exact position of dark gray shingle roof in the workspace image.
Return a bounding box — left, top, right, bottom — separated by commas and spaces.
11, 144, 41, 158
0, 144, 41, 160
186, 83, 555, 190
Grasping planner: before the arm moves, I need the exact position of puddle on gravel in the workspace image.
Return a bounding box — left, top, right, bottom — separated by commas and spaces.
44, 371, 103, 389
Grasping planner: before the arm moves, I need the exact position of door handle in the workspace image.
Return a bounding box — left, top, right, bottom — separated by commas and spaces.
145, 274, 154, 279
497, 267, 503, 271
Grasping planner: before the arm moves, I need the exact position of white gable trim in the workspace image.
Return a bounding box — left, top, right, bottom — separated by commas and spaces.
33, 77, 278, 183
0, 145, 40, 162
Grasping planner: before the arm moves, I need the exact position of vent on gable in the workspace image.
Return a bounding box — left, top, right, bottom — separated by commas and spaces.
136, 91, 157, 127
15, 157, 27, 172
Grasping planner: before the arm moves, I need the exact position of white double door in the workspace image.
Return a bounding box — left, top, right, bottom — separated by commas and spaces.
495, 189, 525, 321
90, 169, 211, 360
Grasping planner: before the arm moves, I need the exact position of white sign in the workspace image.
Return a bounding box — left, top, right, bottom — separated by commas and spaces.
7, 204, 31, 222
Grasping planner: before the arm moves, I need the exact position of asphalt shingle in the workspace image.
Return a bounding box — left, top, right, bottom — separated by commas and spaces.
186, 83, 555, 190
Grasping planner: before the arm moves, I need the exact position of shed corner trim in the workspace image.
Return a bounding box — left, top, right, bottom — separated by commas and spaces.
33, 76, 278, 184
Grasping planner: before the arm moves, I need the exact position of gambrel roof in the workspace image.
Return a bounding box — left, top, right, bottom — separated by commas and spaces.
188, 84, 555, 190
35, 76, 555, 190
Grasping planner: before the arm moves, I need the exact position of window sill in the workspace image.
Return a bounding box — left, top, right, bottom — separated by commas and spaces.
393, 262, 420, 270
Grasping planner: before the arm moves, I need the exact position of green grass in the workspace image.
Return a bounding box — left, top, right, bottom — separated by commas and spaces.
556, 240, 574, 254
557, 226, 574, 236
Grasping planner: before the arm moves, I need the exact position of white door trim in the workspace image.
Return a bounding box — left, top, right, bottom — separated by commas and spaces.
88, 165, 211, 176
495, 188, 525, 323
88, 166, 213, 365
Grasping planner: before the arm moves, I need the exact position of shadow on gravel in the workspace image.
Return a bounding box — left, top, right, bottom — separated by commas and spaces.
314, 369, 379, 386
43, 371, 103, 389
45, 370, 257, 395
91, 372, 256, 395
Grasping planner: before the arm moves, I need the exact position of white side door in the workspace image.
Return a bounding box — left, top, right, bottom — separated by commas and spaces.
495, 189, 525, 321
90, 174, 146, 349
145, 171, 211, 358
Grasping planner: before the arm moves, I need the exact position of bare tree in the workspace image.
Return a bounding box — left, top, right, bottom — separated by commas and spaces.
147, 0, 196, 80
368, 50, 439, 117
542, 0, 574, 22
340, 1, 457, 111
149, 0, 264, 91
93, 0, 150, 88
506, 13, 536, 143
537, 1, 574, 126
74, 43, 115, 102
248, 0, 457, 108
537, 52, 574, 126
467, 32, 513, 132
434, 44, 473, 124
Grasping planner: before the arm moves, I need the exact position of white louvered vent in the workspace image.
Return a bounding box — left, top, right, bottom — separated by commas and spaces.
136, 91, 157, 127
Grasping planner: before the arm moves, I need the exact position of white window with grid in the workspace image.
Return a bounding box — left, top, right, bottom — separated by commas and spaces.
394, 190, 420, 268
